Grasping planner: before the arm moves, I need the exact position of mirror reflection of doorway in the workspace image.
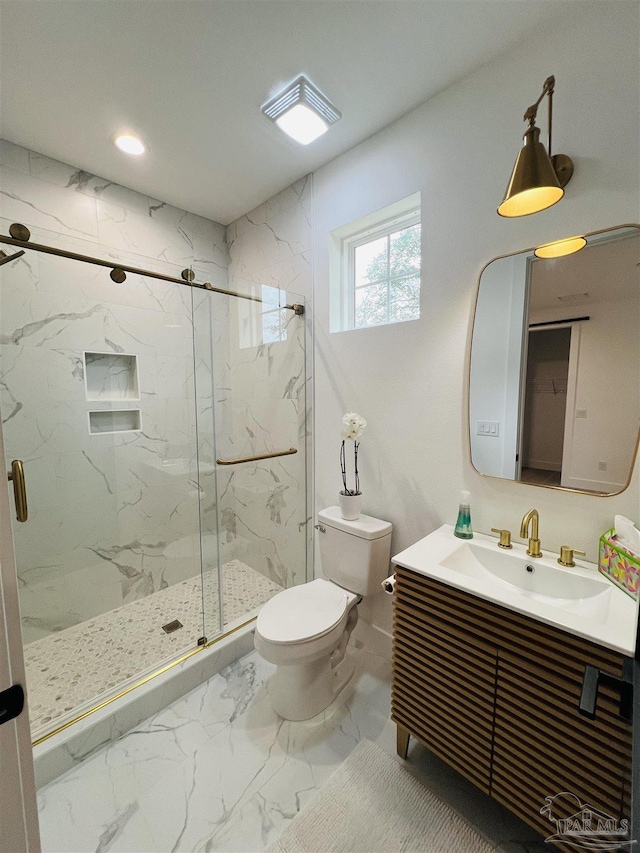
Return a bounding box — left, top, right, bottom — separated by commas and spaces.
520, 326, 572, 487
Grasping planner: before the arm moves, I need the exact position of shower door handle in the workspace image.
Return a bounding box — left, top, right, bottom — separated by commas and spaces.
0, 685, 24, 725
7, 460, 28, 522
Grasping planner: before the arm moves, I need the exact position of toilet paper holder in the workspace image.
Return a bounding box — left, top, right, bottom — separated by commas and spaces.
382, 574, 396, 594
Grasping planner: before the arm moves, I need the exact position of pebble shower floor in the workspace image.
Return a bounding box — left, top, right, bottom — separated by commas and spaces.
25, 560, 282, 737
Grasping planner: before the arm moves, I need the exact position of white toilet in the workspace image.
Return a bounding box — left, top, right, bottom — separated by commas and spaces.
254, 505, 392, 721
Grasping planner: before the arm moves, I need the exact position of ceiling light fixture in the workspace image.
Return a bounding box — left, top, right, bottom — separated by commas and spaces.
534, 236, 587, 259
262, 75, 341, 145
498, 76, 574, 218
113, 133, 147, 156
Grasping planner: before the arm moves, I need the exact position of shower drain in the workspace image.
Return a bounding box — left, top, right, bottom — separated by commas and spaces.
162, 619, 184, 634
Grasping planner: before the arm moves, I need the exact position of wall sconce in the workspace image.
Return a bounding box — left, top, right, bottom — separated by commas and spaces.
498, 76, 574, 218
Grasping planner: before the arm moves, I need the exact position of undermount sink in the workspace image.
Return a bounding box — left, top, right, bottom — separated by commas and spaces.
392, 524, 638, 656
440, 541, 606, 601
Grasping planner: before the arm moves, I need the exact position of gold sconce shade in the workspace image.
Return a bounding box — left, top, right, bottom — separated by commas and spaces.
498, 76, 573, 218
498, 126, 564, 217
534, 235, 587, 259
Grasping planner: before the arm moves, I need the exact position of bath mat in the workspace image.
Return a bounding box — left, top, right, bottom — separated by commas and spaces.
265, 738, 498, 853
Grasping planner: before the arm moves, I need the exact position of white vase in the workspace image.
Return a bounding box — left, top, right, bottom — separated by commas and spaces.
339, 491, 362, 520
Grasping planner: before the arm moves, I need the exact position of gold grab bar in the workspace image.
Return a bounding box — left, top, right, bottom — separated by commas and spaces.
7, 460, 28, 522
216, 447, 298, 466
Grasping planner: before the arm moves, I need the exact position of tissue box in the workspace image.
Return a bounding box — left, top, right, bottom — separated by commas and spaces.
599, 528, 640, 600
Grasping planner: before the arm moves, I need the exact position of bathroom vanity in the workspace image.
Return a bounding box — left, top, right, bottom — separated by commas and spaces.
391, 526, 636, 849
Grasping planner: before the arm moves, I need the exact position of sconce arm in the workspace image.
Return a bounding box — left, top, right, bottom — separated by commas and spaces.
523, 75, 556, 155
523, 75, 555, 123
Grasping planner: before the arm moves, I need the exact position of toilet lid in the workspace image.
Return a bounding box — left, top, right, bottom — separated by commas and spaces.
257, 579, 351, 644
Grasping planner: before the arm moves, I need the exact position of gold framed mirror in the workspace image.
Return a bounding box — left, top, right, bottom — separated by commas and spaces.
468, 224, 640, 496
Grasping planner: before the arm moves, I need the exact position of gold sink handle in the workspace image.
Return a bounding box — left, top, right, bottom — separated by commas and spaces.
491, 528, 513, 549
558, 546, 586, 568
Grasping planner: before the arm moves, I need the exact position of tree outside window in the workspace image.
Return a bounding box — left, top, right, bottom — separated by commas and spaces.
352, 222, 421, 329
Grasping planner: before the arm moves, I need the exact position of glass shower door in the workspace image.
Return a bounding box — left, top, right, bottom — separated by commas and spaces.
193, 283, 308, 633
0, 231, 220, 739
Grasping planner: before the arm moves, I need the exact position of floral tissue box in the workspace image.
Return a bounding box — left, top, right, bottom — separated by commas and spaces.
599, 528, 640, 600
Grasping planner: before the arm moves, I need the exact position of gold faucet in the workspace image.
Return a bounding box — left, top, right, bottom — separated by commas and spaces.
520, 508, 542, 558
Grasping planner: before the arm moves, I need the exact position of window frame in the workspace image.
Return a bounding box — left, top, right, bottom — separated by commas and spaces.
342, 208, 421, 330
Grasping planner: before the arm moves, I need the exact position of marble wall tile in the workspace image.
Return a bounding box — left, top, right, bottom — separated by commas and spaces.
227, 175, 312, 296
265, 174, 312, 223
97, 199, 192, 267
1, 142, 312, 742
149, 203, 229, 282
222, 180, 312, 590
0, 225, 189, 318
0, 140, 230, 647
137, 353, 194, 400
228, 223, 301, 282
28, 151, 152, 216
0, 164, 99, 240
19, 564, 124, 645
249, 251, 312, 296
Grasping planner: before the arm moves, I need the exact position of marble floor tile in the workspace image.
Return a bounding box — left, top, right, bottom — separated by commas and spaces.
38, 643, 543, 853
168, 652, 276, 740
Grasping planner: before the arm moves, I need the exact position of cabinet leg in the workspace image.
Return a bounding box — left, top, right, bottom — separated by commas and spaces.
396, 723, 410, 759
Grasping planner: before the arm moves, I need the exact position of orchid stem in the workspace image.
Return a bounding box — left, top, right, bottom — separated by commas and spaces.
354, 441, 359, 495
340, 440, 349, 494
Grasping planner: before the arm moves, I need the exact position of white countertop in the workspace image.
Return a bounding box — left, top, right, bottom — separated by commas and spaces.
392, 524, 638, 657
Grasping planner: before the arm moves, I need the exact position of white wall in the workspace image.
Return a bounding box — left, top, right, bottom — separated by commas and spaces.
528, 300, 640, 492
565, 298, 639, 492
312, 3, 640, 637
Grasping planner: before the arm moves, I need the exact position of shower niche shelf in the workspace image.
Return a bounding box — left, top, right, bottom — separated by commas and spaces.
88, 409, 141, 435
84, 352, 139, 401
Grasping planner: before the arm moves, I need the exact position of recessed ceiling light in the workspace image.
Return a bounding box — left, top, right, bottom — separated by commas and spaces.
113, 133, 147, 156
262, 75, 341, 145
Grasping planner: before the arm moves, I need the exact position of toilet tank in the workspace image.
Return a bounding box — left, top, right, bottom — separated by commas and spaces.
317, 506, 392, 595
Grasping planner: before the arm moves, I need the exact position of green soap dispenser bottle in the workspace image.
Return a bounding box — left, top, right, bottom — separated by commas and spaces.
454, 490, 473, 539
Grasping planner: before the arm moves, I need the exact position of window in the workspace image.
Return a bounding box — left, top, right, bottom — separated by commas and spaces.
331, 195, 421, 332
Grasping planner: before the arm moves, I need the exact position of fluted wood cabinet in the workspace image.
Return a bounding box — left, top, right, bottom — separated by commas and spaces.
392, 566, 632, 851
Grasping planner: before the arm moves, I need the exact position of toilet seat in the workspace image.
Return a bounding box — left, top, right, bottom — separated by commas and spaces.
257, 578, 356, 645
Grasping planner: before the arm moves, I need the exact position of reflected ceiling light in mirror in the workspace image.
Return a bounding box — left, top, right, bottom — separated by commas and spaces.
534, 236, 587, 259
498, 76, 574, 217
113, 133, 147, 156
262, 75, 341, 145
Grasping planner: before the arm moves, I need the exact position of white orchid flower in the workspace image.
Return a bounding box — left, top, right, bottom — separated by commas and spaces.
341, 412, 367, 440
340, 412, 365, 497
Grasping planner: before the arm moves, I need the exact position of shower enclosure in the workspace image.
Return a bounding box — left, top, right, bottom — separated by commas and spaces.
0, 222, 308, 742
